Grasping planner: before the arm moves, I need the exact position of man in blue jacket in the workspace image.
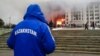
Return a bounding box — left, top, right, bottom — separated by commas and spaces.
7, 4, 55, 56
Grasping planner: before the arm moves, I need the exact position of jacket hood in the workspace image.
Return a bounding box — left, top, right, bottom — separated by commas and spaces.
24, 4, 48, 24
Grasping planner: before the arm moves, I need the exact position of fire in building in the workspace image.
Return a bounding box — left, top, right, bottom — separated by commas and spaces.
48, 1, 100, 28
53, 14, 65, 27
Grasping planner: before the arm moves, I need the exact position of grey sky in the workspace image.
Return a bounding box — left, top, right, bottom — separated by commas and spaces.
0, 0, 97, 24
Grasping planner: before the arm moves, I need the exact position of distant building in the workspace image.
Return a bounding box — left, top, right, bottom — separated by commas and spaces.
65, 9, 71, 27
44, 1, 100, 28
65, 7, 86, 28
64, 1, 100, 28
87, 1, 100, 28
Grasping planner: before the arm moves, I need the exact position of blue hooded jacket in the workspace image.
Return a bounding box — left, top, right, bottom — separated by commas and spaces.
7, 4, 55, 56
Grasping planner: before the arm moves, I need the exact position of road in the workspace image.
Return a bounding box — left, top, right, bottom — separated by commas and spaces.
0, 50, 100, 56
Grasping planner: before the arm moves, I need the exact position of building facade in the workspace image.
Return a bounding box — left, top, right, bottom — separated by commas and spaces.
64, 1, 100, 28
70, 8, 85, 27
87, 1, 100, 28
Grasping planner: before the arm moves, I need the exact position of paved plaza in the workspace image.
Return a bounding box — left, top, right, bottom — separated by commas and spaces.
0, 50, 100, 56
52, 27, 100, 30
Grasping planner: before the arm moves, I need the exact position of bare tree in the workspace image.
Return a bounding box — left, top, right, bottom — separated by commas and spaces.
0, 18, 4, 27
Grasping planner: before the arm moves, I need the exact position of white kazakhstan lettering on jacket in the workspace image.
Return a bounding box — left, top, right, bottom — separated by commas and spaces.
15, 29, 37, 36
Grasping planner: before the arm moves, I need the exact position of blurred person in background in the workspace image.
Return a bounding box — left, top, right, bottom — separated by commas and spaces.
91, 22, 96, 30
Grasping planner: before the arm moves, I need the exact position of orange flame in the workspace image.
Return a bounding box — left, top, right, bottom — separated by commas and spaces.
57, 20, 62, 25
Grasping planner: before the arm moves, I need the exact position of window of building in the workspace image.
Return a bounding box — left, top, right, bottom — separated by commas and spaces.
95, 12, 99, 14
90, 21, 93, 24
82, 15, 83, 17
90, 9, 93, 11
95, 17, 99, 19
90, 18, 94, 20
89, 6, 93, 9
95, 10, 99, 12
90, 14, 94, 16
96, 21, 100, 23
95, 14, 99, 16
95, 5, 99, 9
86, 10, 88, 12
90, 12, 94, 14
87, 18, 88, 20
90, 10, 93, 12
82, 18, 83, 20
90, 16, 94, 20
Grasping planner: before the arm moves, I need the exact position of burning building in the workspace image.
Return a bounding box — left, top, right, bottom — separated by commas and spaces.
41, 2, 66, 27
53, 14, 65, 27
